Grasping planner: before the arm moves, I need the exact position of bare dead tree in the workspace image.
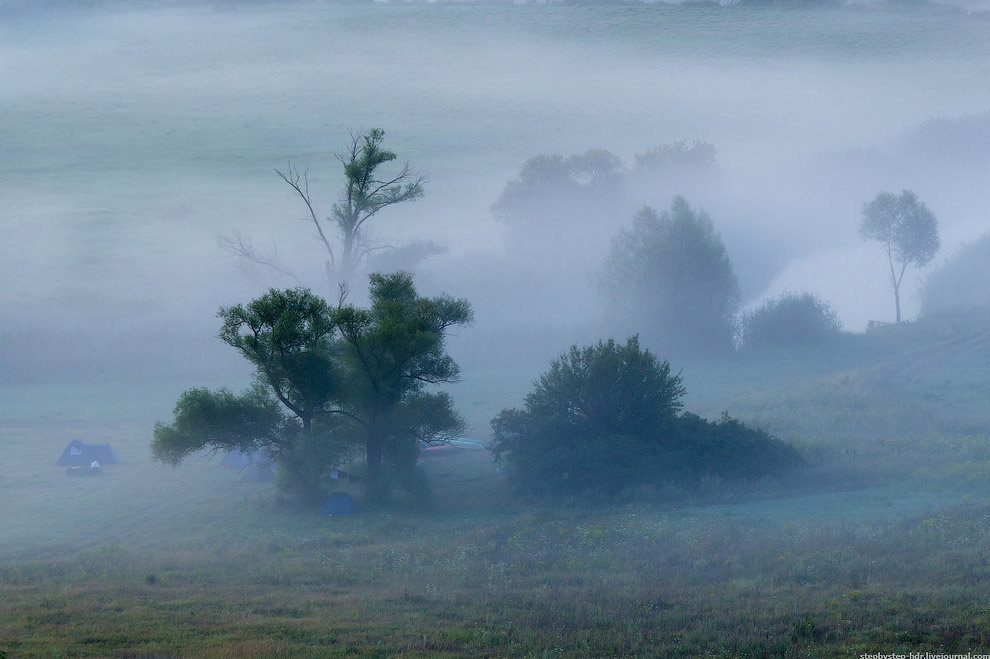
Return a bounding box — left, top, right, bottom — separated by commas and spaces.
220, 128, 429, 293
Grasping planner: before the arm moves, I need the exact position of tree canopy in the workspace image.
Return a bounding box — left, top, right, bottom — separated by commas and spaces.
335, 272, 473, 499
152, 272, 472, 505
860, 189, 940, 323
597, 196, 740, 354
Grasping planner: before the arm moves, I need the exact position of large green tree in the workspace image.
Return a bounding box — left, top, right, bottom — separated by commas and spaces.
153, 288, 353, 504
336, 272, 473, 500
597, 196, 740, 354
860, 189, 940, 323
152, 273, 472, 504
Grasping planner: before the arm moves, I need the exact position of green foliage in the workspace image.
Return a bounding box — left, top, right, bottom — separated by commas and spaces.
270, 128, 427, 289
920, 232, 990, 317
491, 337, 685, 496
491, 337, 799, 498
740, 292, 843, 349
332, 129, 426, 281
337, 271, 473, 500
151, 385, 289, 467
218, 288, 339, 428
860, 189, 940, 323
154, 272, 471, 504
674, 411, 803, 479
598, 196, 740, 354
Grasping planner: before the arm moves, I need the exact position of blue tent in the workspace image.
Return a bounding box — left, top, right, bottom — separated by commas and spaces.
320, 492, 357, 515
56, 440, 120, 466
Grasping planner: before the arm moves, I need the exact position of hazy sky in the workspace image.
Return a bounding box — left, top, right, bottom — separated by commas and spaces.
2, 2, 989, 340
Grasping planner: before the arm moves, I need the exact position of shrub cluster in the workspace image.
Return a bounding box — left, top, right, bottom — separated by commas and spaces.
490, 337, 802, 498
740, 292, 842, 349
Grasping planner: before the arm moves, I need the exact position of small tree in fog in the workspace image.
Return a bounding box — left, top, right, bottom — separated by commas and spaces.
740, 292, 842, 349
223, 128, 433, 290
597, 196, 740, 354
860, 189, 940, 323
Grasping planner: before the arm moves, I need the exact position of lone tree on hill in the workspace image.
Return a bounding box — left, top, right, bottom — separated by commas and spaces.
860, 189, 940, 323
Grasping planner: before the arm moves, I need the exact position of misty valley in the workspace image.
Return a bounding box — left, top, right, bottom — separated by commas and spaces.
2, 0, 990, 657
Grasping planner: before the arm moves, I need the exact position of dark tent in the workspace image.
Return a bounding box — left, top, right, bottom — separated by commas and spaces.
320, 492, 357, 515
220, 449, 272, 469
56, 440, 120, 467
236, 462, 275, 483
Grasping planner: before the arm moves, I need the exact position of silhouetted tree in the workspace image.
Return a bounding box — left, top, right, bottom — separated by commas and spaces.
222, 128, 431, 290
152, 274, 472, 504
490, 337, 685, 496
490, 337, 800, 498
860, 189, 940, 323
335, 272, 473, 500
597, 196, 740, 354
491, 149, 624, 228
740, 292, 842, 349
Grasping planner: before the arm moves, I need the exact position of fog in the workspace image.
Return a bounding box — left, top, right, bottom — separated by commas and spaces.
3, 3, 989, 352
4, 3, 990, 653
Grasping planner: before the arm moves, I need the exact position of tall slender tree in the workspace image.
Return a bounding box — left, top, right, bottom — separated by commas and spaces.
860, 190, 940, 323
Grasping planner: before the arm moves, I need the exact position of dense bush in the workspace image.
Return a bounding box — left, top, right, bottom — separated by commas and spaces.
740, 292, 842, 349
490, 337, 802, 498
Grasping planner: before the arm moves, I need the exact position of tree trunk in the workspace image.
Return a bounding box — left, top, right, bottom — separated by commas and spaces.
365, 436, 384, 501
894, 285, 902, 324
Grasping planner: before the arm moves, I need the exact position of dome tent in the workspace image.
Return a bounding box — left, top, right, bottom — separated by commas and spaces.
56, 440, 120, 467
320, 492, 357, 515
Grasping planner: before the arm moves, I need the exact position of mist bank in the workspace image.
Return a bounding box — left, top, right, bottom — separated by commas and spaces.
1, 1, 989, 387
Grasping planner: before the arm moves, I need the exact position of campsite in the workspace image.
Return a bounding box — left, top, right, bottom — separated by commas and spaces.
3, 0, 990, 656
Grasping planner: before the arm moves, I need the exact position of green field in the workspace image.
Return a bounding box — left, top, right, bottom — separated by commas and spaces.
3, 315, 990, 657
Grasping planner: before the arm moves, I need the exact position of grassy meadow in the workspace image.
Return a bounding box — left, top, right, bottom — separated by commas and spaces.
4, 316, 990, 657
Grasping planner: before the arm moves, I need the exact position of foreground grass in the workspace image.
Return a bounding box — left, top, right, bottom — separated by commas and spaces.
4, 499, 990, 658
4, 416, 990, 658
